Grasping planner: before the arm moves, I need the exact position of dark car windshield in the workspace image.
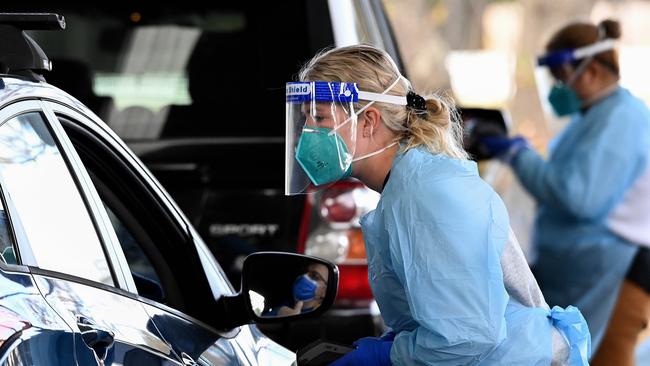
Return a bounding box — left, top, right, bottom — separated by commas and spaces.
26, 3, 325, 140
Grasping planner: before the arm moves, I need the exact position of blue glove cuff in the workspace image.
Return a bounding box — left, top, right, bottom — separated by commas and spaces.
549, 305, 592, 366
480, 135, 530, 163
502, 137, 530, 164
330, 337, 392, 366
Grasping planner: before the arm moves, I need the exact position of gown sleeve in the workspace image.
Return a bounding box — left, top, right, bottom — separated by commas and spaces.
512, 103, 650, 220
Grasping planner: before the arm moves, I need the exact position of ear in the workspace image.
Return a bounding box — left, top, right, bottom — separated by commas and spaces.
572, 63, 596, 96
582, 61, 600, 83
360, 106, 382, 138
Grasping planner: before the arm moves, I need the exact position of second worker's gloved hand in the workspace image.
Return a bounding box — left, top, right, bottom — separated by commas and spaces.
480, 135, 530, 163
329, 337, 392, 366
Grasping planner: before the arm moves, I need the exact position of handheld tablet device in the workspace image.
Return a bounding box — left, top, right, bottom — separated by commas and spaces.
296, 339, 355, 366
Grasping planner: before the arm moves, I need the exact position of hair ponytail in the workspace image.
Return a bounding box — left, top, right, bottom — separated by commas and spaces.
401, 93, 468, 159
599, 19, 621, 39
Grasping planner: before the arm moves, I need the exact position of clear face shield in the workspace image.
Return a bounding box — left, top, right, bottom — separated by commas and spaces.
285, 79, 407, 196
285, 82, 360, 196
534, 39, 617, 117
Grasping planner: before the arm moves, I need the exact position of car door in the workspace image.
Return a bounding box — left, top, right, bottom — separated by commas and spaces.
42, 100, 263, 365
0, 99, 180, 365
0, 101, 79, 366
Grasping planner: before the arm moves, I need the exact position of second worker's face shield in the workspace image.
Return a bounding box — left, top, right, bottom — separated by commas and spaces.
534, 39, 617, 117
285, 81, 360, 195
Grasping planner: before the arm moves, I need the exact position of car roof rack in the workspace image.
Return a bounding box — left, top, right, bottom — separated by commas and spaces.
0, 13, 65, 82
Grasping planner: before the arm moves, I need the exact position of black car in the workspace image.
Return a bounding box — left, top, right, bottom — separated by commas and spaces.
0, 13, 340, 365
6, 0, 405, 349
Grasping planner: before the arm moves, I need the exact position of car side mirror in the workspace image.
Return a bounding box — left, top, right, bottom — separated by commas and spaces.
214, 252, 338, 330
459, 107, 511, 161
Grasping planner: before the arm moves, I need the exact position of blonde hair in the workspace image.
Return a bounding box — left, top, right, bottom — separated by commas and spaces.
299, 44, 469, 160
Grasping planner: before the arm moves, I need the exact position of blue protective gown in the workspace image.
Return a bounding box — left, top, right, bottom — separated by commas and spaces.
361, 147, 587, 365
511, 86, 650, 351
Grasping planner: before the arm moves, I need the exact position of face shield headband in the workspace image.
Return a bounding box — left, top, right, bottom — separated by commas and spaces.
286, 76, 408, 130
536, 38, 617, 69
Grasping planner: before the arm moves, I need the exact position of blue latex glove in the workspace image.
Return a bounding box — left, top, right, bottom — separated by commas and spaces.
480, 135, 529, 163
329, 337, 392, 366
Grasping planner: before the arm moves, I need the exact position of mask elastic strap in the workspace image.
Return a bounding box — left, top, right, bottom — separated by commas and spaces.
351, 141, 398, 162
566, 55, 593, 86
328, 75, 407, 136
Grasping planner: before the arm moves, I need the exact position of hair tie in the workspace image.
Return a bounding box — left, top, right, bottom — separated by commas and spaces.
406, 91, 427, 112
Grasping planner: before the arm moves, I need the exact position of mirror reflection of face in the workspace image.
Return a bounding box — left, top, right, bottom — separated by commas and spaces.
295, 262, 329, 312
306, 263, 328, 301
259, 262, 330, 318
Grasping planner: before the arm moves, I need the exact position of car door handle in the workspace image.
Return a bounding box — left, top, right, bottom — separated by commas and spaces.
76, 315, 115, 356
181, 352, 197, 366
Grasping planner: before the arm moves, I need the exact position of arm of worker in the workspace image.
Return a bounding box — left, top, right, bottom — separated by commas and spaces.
512, 105, 649, 220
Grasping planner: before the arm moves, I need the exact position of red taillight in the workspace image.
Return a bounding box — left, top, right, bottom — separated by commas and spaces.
336, 264, 374, 305
320, 188, 356, 222
345, 229, 366, 260
297, 180, 380, 305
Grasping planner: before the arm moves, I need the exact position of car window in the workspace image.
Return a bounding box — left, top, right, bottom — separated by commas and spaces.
0, 112, 113, 285
26, 3, 317, 140
57, 110, 236, 323
351, 0, 385, 48
103, 200, 166, 303
0, 197, 18, 265
58, 114, 219, 309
